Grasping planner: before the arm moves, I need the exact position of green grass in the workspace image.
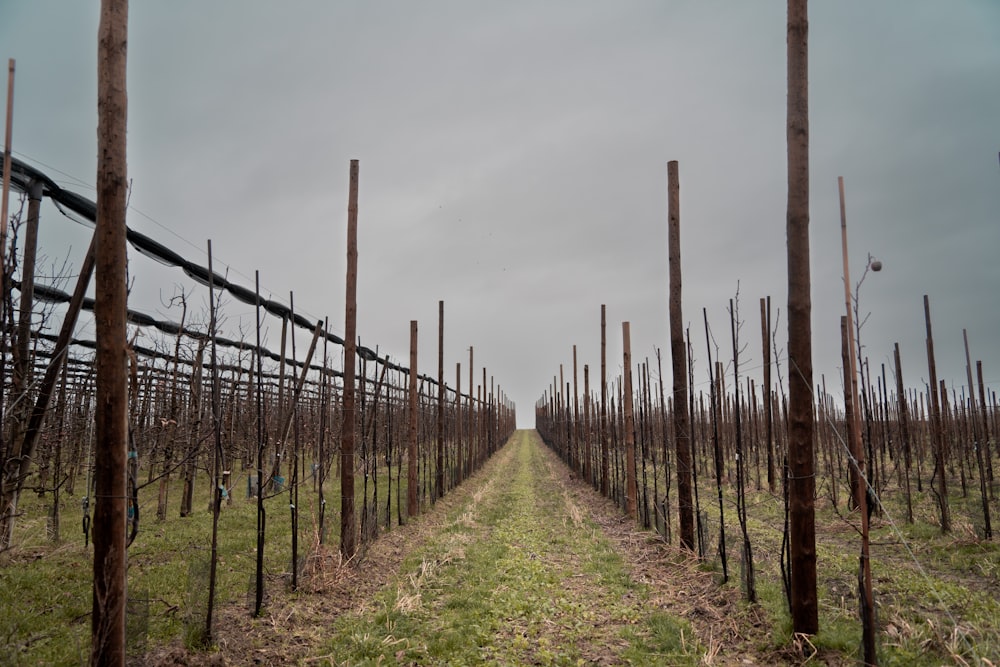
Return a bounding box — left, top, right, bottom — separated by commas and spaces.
668, 465, 1000, 665
318, 431, 701, 666
0, 462, 411, 665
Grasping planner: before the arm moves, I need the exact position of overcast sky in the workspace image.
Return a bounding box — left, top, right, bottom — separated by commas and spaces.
3, 1, 998, 427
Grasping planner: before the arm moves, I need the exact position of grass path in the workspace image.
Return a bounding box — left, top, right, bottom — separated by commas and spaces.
313, 430, 701, 666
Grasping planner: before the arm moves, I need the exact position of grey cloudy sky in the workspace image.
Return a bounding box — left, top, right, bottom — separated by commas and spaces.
3, 1, 999, 427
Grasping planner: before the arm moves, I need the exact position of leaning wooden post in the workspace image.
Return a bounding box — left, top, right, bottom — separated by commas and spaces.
340, 159, 359, 561
407, 320, 419, 517
622, 322, 638, 520
924, 295, 950, 533
1, 58, 14, 304
786, 0, 819, 637
668, 159, 694, 552
840, 179, 876, 665
91, 1, 129, 663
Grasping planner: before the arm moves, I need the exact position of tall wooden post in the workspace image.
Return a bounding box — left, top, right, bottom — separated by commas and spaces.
893, 343, 914, 523
436, 301, 445, 499
583, 364, 592, 485
963, 330, 991, 539
1, 59, 14, 305
600, 305, 609, 496
622, 322, 638, 520
407, 321, 419, 517
839, 178, 877, 667
924, 295, 950, 533
205, 241, 223, 644
11, 179, 41, 425
340, 159, 359, 561
91, 1, 128, 663
468, 347, 474, 478
456, 362, 463, 484
572, 345, 580, 474
786, 0, 818, 636
668, 159, 694, 552
760, 297, 775, 493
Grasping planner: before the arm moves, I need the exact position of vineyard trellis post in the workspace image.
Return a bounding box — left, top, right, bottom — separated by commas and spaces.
786, 0, 818, 636
407, 320, 418, 518
1, 58, 13, 311
760, 297, 775, 493
622, 322, 637, 520
839, 177, 876, 665
91, 0, 129, 662
341, 158, 359, 561
205, 240, 224, 646
668, 159, 694, 552
600, 305, 609, 497
9, 178, 41, 452
963, 330, 991, 539
253, 271, 266, 617
436, 301, 444, 500
923, 295, 950, 533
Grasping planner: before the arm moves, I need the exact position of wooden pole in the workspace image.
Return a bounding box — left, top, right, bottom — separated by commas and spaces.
253, 272, 266, 617
340, 159, 359, 561
407, 320, 419, 517
893, 343, 914, 523
91, 1, 128, 663
583, 364, 592, 485
668, 159, 694, 551
573, 345, 580, 474
11, 179, 41, 429
977, 361, 994, 494
622, 322, 637, 520
786, 0, 818, 636
468, 347, 473, 479
924, 295, 950, 533
600, 305, 609, 497
1, 58, 14, 305
205, 240, 223, 644
456, 362, 463, 485
964, 330, 992, 539
839, 178, 876, 664
436, 301, 444, 500
761, 297, 775, 493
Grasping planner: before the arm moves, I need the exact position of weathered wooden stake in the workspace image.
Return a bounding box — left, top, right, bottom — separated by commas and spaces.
340, 159, 359, 561
600, 305, 609, 496
407, 320, 419, 517
761, 297, 775, 493
668, 159, 694, 552
1, 58, 14, 304
924, 294, 950, 534
436, 301, 445, 500
91, 2, 128, 663
839, 177, 876, 665
786, 0, 819, 636
622, 322, 638, 520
